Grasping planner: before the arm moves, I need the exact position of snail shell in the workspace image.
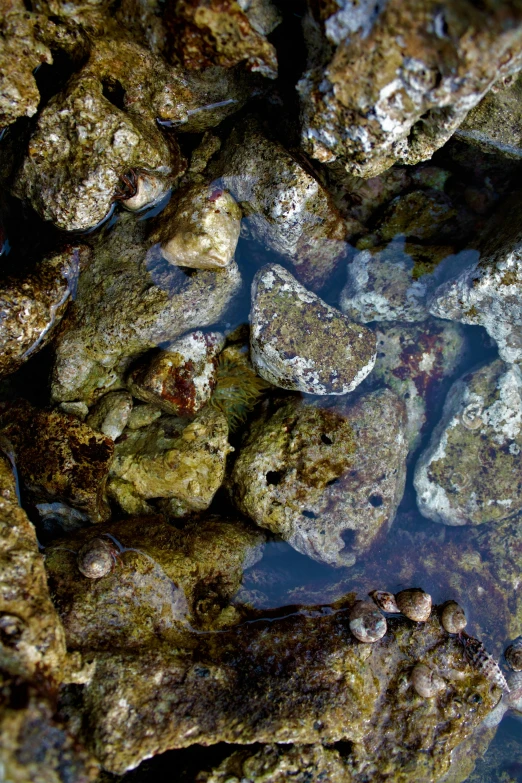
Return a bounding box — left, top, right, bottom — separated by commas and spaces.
461, 402, 483, 430
396, 588, 432, 622
77, 537, 115, 579
505, 637, 522, 672
441, 600, 467, 634
349, 601, 387, 643
411, 663, 446, 698
369, 590, 400, 613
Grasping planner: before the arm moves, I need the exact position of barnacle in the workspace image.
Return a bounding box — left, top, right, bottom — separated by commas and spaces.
209, 348, 269, 431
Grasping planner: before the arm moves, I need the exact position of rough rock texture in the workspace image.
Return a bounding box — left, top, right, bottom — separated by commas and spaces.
0, 0, 52, 127
45, 514, 265, 645
369, 320, 467, 450
456, 73, 522, 158
86, 390, 133, 441
0, 400, 114, 523
229, 390, 407, 567
51, 215, 241, 405
430, 197, 522, 365
107, 407, 232, 516
158, 183, 242, 269
166, 0, 280, 78
127, 331, 224, 416
414, 359, 522, 526
0, 246, 87, 379
215, 119, 347, 290
298, 0, 522, 176
251, 264, 376, 394
66, 609, 498, 775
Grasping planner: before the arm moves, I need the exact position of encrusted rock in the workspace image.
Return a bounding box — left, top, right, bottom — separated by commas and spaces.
51, 215, 241, 405
86, 390, 133, 441
158, 183, 242, 269
215, 119, 347, 290
414, 359, 522, 526
229, 389, 407, 567
126, 403, 163, 430
298, 1, 522, 176
250, 264, 376, 395
0, 400, 114, 523
0, 246, 86, 379
108, 406, 232, 516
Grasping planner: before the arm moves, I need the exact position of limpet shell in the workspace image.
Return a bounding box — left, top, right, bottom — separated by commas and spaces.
505, 637, 522, 672
396, 588, 432, 622
369, 590, 400, 613
349, 600, 387, 643
77, 537, 115, 579
441, 600, 467, 634
411, 663, 446, 698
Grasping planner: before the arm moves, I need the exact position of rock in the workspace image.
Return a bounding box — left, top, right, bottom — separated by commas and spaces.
0, 0, 52, 128
298, 1, 522, 176
165, 0, 280, 79
126, 331, 224, 416
456, 73, 522, 159
377, 190, 458, 243
58, 401, 89, 421
229, 389, 407, 567
215, 119, 347, 291
414, 358, 522, 526
86, 390, 133, 441
126, 403, 163, 430
107, 406, 232, 515
250, 264, 376, 394
0, 245, 87, 379
70, 610, 497, 775
0, 400, 114, 523
369, 320, 467, 450
44, 514, 265, 647
50, 215, 241, 405
158, 183, 242, 270
429, 197, 522, 365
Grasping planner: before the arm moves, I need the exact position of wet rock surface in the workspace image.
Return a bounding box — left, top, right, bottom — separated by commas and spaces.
457, 73, 522, 159
230, 389, 407, 567
250, 264, 376, 394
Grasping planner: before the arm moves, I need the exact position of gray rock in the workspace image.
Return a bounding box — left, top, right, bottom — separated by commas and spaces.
251, 264, 376, 395
51, 215, 241, 405
414, 359, 522, 526
126, 403, 163, 430
229, 389, 407, 567
86, 390, 133, 441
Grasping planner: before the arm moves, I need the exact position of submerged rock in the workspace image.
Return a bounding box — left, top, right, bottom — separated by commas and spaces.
86, 390, 133, 441
229, 389, 407, 567
251, 264, 376, 394
298, 1, 522, 176
414, 359, 522, 526
0, 400, 114, 523
215, 119, 347, 291
51, 215, 241, 405
108, 406, 231, 516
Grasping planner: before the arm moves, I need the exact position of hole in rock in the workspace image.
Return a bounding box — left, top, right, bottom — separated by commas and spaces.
302, 510, 318, 519
369, 494, 384, 508
102, 78, 126, 111
321, 433, 333, 444
340, 529, 356, 550
266, 470, 283, 486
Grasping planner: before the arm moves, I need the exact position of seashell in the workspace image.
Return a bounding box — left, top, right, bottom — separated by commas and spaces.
395, 588, 432, 622
121, 170, 169, 213
441, 600, 467, 634
77, 537, 115, 579
411, 663, 446, 698
505, 637, 522, 672
461, 634, 510, 692
349, 600, 387, 643
369, 590, 400, 613
461, 402, 483, 430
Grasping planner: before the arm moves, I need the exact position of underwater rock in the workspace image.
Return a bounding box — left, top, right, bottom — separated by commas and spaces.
126, 403, 163, 430
429, 196, 522, 365
376, 190, 458, 244
0, 0, 52, 127
158, 183, 242, 269
0, 245, 87, 379
414, 358, 522, 526
127, 331, 224, 416
71, 610, 497, 775
86, 390, 133, 441
0, 399, 114, 523
298, 0, 522, 176
367, 320, 467, 451
107, 406, 231, 516
166, 0, 280, 79
215, 118, 347, 291
51, 215, 241, 405
229, 389, 407, 567
44, 514, 265, 647
250, 264, 376, 394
